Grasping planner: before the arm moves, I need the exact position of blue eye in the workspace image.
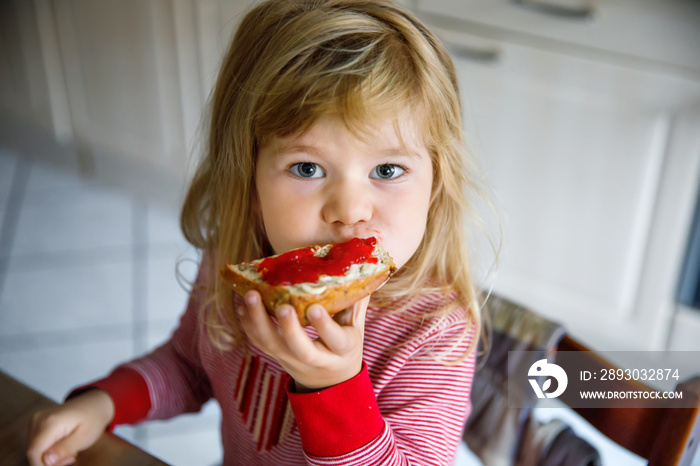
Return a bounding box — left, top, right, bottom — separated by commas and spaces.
290, 162, 325, 178
370, 164, 405, 180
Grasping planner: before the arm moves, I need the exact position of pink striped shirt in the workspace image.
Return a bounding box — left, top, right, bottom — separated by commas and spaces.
98, 261, 475, 465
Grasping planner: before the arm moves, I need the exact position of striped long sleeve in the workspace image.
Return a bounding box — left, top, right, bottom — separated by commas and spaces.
77, 259, 476, 465
292, 310, 476, 465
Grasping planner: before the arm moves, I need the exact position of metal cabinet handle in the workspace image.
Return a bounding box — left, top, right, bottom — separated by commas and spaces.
430, 26, 502, 64
512, 0, 595, 19
444, 42, 501, 63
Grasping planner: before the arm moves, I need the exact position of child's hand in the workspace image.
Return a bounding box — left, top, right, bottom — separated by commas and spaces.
238, 290, 370, 392
26, 389, 115, 466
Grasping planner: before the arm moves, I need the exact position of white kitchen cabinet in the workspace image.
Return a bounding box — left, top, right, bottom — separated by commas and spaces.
0, 1, 51, 133
414, 0, 700, 77
171, 0, 253, 162
1, 1, 698, 351
0, 0, 76, 164
0, 0, 251, 206
48, 0, 189, 200
0, 0, 253, 203
414, 5, 700, 351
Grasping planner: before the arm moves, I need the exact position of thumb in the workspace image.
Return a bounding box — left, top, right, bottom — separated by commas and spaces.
43, 428, 92, 466
42, 450, 76, 466
351, 295, 370, 328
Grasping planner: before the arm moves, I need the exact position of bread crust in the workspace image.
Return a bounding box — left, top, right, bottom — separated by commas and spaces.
220, 241, 396, 326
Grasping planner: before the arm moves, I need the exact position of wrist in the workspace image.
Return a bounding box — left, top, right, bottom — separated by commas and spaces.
287, 363, 384, 457
294, 380, 316, 393
67, 367, 151, 431
72, 389, 115, 430
293, 364, 362, 393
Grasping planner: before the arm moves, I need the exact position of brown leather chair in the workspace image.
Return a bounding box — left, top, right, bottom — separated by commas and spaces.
463, 294, 700, 466
557, 335, 700, 466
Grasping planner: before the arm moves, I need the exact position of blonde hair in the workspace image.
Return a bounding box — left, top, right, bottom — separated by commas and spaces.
181, 0, 494, 361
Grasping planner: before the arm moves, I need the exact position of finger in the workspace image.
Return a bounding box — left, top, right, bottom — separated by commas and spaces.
277, 304, 316, 357
308, 305, 354, 354
351, 295, 371, 330
332, 295, 370, 327
239, 291, 281, 351
332, 307, 354, 327
44, 452, 76, 466
26, 416, 70, 466
26, 415, 42, 464
56, 457, 77, 466
44, 426, 92, 466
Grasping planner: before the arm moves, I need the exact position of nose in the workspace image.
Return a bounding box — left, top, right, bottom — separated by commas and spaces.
321, 177, 373, 227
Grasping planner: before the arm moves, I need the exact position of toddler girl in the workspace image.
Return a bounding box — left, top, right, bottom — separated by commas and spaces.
27, 1, 490, 464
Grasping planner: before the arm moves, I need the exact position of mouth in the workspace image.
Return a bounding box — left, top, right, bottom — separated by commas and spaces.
330, 231, 384, 246
370, 230, 384, 243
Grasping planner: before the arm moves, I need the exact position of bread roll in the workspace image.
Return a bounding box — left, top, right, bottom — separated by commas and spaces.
220, 237, 396, 325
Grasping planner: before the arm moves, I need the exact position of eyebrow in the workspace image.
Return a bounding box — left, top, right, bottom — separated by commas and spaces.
385, 148, 423, 159
277, 144, 421, 159
276, 145, 321, 156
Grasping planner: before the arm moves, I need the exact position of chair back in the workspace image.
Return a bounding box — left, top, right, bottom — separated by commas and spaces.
463, 295, 700, 466
557, 335, 700, 465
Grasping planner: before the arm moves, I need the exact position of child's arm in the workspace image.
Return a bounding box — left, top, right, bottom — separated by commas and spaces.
27, 258, 215, 466
237, 290, 370, 392
83, 259, 215, 423
26, 389, 115, 466
292, 320, 475, 465
239, 290, 475, 465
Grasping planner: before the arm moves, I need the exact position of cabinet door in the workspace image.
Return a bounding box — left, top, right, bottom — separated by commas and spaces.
44, 0, 261, 199
415, 0, 700, 77
49, 0, 255, 198
438, 31, 700, 350
0, 0, 73, 148
172, 0, 254, 158
52, 0, 188, 189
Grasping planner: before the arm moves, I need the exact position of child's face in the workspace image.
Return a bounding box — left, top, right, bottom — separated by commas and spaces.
255, 114, 433, 271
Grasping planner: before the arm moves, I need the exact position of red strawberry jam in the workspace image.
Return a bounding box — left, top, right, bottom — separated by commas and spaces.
257, 237, 378, 286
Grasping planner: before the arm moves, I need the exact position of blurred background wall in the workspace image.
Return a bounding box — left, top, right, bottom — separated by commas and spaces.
3, 0, 700, 350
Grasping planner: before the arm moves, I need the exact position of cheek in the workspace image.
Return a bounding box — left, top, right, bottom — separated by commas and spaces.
381, 182, 432, 269
261, 180, 316, 217
257, 179, 317, 252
